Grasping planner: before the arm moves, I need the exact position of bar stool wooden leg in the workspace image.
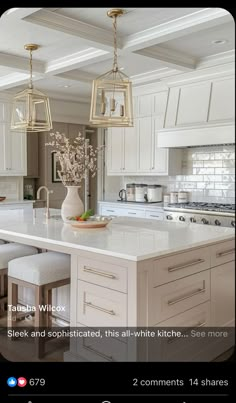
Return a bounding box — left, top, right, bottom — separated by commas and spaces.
0, 269, 7, 314
8, 278, 18, 329
34, 285, 45, 358
45, 288, 52, 328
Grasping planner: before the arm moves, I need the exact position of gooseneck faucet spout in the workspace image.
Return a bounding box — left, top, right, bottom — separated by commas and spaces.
37, 186, 53, 219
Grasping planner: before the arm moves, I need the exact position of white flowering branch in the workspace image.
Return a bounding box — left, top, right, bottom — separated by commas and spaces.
46, 131, 104, 187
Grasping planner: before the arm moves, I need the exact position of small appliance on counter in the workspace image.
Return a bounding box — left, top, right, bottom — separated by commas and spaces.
146, 185, 162, 202
126, 183, 136, 202
118, 189, 127, 201
135, 184, 147, 202
178, 191, 188, 203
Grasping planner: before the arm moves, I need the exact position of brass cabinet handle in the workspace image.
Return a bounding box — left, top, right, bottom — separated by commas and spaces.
167, 281, 206, 306
216, 249, 235, 257
84, 301, 116, 316
82, 342, 113, 362
83, 266, 116, 280
167, 320, 206, 344
168, 258, 205, 272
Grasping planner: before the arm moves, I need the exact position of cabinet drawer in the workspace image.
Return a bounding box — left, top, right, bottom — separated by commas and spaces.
76, 332, 127, 362
145, 210, 164, 220
153, 247, 210, 286
101, 206, 126, 217
123, 208, 146, 218
77, 257, 127, 293
149, 302, 211, 362
77, 281, 127, 327
210, 240, 235, 267
152, 270, 210, 325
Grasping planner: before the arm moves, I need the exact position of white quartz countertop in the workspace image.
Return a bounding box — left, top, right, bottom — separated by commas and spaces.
0, 200, 34, 205
0, 208, 234, 261
98, 200, 165, 208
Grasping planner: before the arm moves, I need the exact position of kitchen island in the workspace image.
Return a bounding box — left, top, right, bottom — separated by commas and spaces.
0, 208, 235, 361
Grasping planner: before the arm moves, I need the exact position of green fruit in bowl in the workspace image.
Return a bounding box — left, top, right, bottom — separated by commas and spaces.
67, 209, 94, 221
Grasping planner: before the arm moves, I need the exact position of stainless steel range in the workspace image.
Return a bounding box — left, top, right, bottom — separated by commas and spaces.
164, 202, 235, 228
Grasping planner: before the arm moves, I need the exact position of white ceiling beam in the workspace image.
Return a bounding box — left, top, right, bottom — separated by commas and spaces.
122, 8, 233, 52
135, 46, 197, 71
0, 72, 44, 90
56, 70, 96, 83
23, 9, 121, 52
1, 8, 43, 20
0, 52, 45, 73
45, 48, 110, 75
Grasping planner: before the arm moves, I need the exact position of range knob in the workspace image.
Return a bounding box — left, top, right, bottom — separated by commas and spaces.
166, 215, 173, 220
179, 216, 185, 222
201, 218, 209, 225
215, 219, 221, 226
231, 221, 235, 228
190, 217, 196, 223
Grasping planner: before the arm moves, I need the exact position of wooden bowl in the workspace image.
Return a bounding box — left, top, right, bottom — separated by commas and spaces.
0, 197, 6, 202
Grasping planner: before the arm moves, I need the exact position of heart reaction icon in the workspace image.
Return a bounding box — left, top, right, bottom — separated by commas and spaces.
18, 377, 27, 387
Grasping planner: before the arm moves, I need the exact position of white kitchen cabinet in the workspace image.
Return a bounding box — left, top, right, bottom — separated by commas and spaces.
137, 117, 153, 172
0, 99, 27, 176
136, 94, 152, 117
211, 261, 235, 327
208, 77, 235, 122
107, 126, 137, 175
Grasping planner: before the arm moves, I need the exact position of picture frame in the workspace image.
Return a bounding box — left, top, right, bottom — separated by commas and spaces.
51, 151, 62, 183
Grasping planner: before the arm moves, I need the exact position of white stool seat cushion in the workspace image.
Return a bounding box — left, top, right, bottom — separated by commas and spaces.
0, 243, 38, 270
8, 252, 70, 286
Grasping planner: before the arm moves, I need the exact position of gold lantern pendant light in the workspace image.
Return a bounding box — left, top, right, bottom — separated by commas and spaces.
11, 44, 52, 132
89, 9, 133, 127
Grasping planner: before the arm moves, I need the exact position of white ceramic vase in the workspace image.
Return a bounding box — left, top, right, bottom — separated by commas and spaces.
61, 186, 84, 222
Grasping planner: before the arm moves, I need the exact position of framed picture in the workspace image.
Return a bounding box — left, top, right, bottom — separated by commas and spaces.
51, 152, 62, 183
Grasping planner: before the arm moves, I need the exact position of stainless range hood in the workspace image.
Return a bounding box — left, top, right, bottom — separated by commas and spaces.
157, 123, 235, 148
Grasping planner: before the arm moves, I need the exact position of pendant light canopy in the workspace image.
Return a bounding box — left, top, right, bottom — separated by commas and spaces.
89, 9, 133, 127
11, 44, 52, 132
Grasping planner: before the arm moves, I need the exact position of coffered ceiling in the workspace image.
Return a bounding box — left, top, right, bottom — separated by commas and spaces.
0, 7, 234, 102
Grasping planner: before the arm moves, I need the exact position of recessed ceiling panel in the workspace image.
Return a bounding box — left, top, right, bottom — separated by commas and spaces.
54, 8, 204, 36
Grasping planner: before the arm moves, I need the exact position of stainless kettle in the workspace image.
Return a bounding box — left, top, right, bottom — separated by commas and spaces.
119, 189, 126, 201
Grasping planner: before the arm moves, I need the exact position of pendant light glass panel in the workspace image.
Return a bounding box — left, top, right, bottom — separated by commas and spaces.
11, 44, 52, 132
89, 9, 133, 127
90, 72, 133, 127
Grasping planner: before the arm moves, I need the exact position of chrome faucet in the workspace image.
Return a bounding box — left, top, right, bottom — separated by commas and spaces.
37, 186, 53, 219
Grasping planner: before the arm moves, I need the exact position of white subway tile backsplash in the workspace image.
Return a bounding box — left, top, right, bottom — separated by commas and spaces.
122, 145, 235, 204
215, 168, 235, 174
203, 160, 223, 167
222, 160, 235, 167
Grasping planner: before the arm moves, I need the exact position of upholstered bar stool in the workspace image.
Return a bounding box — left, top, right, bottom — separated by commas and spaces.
8, 251, 70, 357
0, 243, 38, 314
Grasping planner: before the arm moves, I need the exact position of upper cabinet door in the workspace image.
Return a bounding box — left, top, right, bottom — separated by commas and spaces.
107, 127, 124, 173
176, 82, 211, 126
137, 117, 153, 172
9, 129, 27, 175
123, 125, 137, 173
136, 94, 152, 117
208, 77, 235, 122
0, 100, 11, 122
0, 125, 7, 173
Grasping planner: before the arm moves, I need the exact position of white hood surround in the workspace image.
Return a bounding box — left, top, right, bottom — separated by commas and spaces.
157, 122, 235, 148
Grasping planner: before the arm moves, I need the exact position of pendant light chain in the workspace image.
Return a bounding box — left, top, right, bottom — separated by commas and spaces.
29, 49, 33, 89
112, 15, 118, 72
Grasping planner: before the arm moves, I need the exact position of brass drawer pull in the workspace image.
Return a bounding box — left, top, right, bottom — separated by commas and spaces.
168, 281, 206, 306
167, 320, 206, 344
84, 301, 116, 316
83, 266, 116, 280
216, 249, 235, 257
168, 259, 205, 272
83, 342, 113, 362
